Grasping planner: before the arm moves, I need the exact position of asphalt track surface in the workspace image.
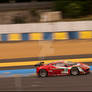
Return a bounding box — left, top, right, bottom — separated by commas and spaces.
0, 73, 92, 91
1, 54, 92, 63
0, 54, 92, 70
0, 62, 91, 91
0, 54, 92, 91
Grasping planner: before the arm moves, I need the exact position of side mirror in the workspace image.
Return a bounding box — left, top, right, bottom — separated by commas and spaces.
64, 65, 68, 67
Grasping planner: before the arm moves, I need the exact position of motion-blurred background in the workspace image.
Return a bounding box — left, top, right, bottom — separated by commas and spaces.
0, 0, 92, 91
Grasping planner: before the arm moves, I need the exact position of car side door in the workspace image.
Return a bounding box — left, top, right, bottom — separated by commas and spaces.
52, 63, 68, 75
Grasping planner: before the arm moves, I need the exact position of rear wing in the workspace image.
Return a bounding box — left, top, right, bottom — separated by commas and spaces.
34, 62, 45, 67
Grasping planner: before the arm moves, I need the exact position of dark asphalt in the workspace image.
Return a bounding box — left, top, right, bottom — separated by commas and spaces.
1, 54, 92, 63
0, 73, 92, 91
0, 62, 91, 91
0, 54, 92, 91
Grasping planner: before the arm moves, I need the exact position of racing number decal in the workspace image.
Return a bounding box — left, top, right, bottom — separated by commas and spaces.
65, 68, 68, 72
55, 66, 69, 74
56, 67, 68, 74
62, 68, 68, 73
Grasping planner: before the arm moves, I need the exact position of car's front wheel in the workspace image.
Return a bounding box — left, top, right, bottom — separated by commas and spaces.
38, 69, 48, 78
70, 67, 80, 76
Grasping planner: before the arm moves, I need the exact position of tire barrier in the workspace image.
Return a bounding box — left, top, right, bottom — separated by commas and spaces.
0, 31, 92, 42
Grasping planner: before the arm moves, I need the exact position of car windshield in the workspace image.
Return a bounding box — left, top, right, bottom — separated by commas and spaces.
65, 61, 77, 66
47, 61, 77, 66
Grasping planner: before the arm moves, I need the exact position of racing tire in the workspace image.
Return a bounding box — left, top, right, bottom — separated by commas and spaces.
38, 69, 48, 78
70, 67, 80, 76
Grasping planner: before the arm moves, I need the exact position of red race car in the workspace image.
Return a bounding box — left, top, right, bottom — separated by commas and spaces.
35, 61, 90, 77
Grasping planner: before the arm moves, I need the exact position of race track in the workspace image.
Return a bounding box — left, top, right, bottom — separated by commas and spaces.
0, 40, 92, 91
0, 73, 92, 91
0, 62, 91, 91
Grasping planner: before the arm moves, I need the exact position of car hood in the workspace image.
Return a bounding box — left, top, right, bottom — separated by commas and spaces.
74, 63, 90, 69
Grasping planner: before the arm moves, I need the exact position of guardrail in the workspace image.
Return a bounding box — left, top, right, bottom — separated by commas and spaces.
0, 21, 92, 34
0, 21, 92, 42
0, 31, 92, 42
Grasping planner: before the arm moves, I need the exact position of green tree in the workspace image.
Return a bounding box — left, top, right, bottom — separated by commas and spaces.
84, 0, 92, 14
64, 2, 84, 18
54, 0, 91, 18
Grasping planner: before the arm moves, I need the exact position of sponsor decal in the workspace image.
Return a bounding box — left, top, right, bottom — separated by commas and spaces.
56, 67, 68, 73
77, 67, 84, 72
49, 70, 53, 72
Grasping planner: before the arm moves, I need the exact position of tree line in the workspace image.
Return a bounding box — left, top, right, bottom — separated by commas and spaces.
54, 0, 92, 18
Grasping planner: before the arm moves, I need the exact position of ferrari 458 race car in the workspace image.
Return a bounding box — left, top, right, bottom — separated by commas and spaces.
35, 61, 90, 77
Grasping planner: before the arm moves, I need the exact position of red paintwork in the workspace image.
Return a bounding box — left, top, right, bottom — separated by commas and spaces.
36, 61, 90, 77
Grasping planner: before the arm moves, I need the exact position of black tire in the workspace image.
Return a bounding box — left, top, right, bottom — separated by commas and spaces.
38, 69, 48, 78
70, 67, 80, 76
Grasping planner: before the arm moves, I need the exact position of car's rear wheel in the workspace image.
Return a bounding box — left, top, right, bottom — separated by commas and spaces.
70, 67, 80, 76
38, 69, 48, 78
